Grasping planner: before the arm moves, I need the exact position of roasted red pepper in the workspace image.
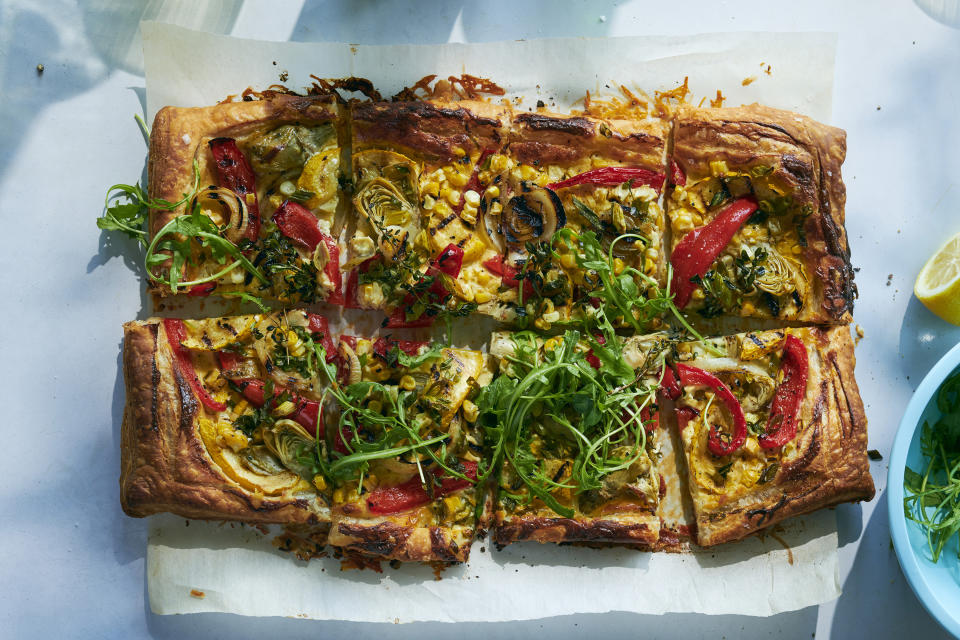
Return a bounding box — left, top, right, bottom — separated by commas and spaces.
676, 363, 747, 456
548, 166, 666, 191
585, 334, 606, 370
373, 337, 429, 359
482, 255, 533, 299
273, 200, 343, 303
758, 335, 808, 449
386, 244, 464, 328
366, 460, 478, 514
659, 366, 682, 401
304, 313, 338, 363
162, 318, 227, 413
669, 160, 686, 187
186, 282, 217, 297
233, 379, 323, 438
669, 196, 759, 309
344, 257, 376, 309
208, 138, 261, 242
454, 148, 496, 214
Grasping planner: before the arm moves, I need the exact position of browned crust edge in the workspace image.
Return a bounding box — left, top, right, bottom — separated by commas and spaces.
119, 320, 327, 525
492, 512, 659, 547
328, 520, 473, 563
693, 326, 874, 546
672, 103, 853, 324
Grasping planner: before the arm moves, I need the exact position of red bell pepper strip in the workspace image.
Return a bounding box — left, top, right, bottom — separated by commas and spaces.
208, 138, 261, 242
676, 363, 747, 457
385, 244, 464, 328
585, 334, 606, 370
344, 257, 376, 309
187, 282, 217, 297
162, 318, 227, 413
669, 196, 759, 309
669, 160, 686, 187
232, 378, 324, 438
660, 366, 682, 401
373, 337, 429, 359
548, 166, 666, 192
675, 406, 700, 431
758, 335, 809, 449
366, 460, 478, 514
305, 313, 338, 363
454, 148, 496, 214
482, 255, 534, 299
273, 200, 343, 303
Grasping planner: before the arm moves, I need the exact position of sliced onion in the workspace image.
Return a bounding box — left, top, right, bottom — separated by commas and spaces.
503, 183, 565, 246
338, 341, 362, 385
193, 186, 249, 244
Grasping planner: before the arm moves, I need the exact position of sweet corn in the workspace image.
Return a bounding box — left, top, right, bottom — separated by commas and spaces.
520, 164, 538, 181
367, 400, 382, 413
489, 201, 503, 216
312, 475, 328, 492
560, 253, 577, 269
544, 337, 561, 351
443, 495, 463, 514
422, 195, 436, 211
464, 190, 481, 206
534, 317, 551, 331
543, 310, 560, 323
452, 146, 466, 158
433, 200, 452, 217
232, 399, 249, 416
422, 181, 440, 197
460, 204, 478, 225
709, 160, 729, 176
742, 302, 756, 315
673, 213, 695, 232
273, 400, 296, 417
446, 189, 462, 207
613, 258, 625, 275
333, 488, 345, 503
474, 290, 492, 304
399, 375, 417, 391
285, 330, 299, 348
462, 399, 479, 423
484, 185, 500, 199
448, 170, 468, 188
644, 257, 656, 274
646, 248, 660, 261
490, 154, 508, 172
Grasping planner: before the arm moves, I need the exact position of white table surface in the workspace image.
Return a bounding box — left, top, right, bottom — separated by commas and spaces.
2, 0, 959, 637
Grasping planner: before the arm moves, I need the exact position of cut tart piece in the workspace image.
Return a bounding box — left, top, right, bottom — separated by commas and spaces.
667, 104, 853, 324
482, 329, 668, 547
346, 99, 510, 326
670, 325, 874, 546
120, 309, 337, 526
325, 336, 492, 562
147, 92, 346, 304
477, 109, 670, 328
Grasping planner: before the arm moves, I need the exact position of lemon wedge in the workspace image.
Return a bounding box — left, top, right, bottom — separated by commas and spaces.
915, 232, 960, 325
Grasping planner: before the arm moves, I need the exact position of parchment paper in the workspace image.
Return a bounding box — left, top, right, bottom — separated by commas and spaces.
140, 22, 842, 621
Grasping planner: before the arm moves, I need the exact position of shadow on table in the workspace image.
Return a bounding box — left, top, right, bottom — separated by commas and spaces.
831, 488, 951, 639
898, 296, 960, 391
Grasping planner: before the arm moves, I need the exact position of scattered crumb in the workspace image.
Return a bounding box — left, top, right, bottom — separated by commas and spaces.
854, 324, 865, 346
876, 105, 881, 111
886, 273, 893, 287
868, 449, 883, 461
764, 64, 772, 75
36, 63, 44, 74
709, 90, 725, 108
741, 76, 756, 86
536, 99, 545, 108
189, 589, 205, 599
350, 45, 358, 55
598, 15, 607, 22
279, 70, 289, 82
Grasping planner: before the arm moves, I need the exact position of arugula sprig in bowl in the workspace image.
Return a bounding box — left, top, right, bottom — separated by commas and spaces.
889, 341, 960, 637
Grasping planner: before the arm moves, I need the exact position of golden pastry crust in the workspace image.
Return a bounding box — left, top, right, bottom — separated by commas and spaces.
493, 512, 659, 547
351, 99, 508, 167
677, 326, 874, 546
671, 103, 853, 324
328, 513, 475, 562
119, 320, 329, 526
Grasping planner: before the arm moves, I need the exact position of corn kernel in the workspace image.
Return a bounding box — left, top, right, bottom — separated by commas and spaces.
613, 258, 625, 275
673, 213, 694, 232
446, 189, 462, 207
422, 195, 436, 211
433, 200, 452, 217
544, 337, 560, 351
644, 257, 656, 274
520, 164, 537, 181
422, 181, 440, 197
367, 400, 382, 413
452, 146, 466, 157
490, 154, 508, 172
443, 495, 463, 514
312, 475, 328, 492
233, 400, 249, 416
646, 248, 660, 261
543, 310, 560, 323
291, 344, 306, 357
464, 190, 481, 206
460, 204, 478, 225
273, 400, 296, 417
534, 317, 550, 331
484, 185, 500, 199
448, 171, 468, 188
709, 160, 729, 176
286, 330, 299, 347
474, 290, 492, 304
489, 201, 503, 216
560, 253, 577, 269
399, 375, 417, 391
462, 399, 479, 423
742, 302, 756, 314
205, 369, 221, 385
333, 488, 345, 503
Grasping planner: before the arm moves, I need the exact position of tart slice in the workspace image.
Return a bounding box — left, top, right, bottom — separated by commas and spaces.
669, 326, 874, 546
667, 104, 853, 324
147, 92, 347, 304
346, 99, 510, 327
483, 329, 668, 547
325, 336, 492, 561
476, 109, 670, 329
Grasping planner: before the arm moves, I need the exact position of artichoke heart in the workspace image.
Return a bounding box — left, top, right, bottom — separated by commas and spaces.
262, 419, 317, 480
247, 124, 335, 175
354, 177, 420, 260
755, 248, 805, 297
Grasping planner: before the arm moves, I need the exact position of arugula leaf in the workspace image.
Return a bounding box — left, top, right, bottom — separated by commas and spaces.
391, 343, 444, 369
